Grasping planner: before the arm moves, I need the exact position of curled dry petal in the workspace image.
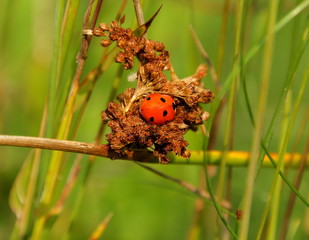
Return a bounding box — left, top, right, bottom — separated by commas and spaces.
101, 39, 112, 47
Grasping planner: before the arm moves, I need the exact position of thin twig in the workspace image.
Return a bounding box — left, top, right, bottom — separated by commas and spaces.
132, 0, 145, 26
189, 25, 219, 87
136, 162, 231, 209
49, 157, 81, 216
188, 25, 225, 150
76, 0, 103, 78
90, 0, 104, 29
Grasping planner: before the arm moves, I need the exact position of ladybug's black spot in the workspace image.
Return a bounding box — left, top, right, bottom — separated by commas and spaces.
160, 97, 166, 103
149, 117, 154, 122
163, 110, 168, 117
172, 102, 176, 110
146, 97, 151, 100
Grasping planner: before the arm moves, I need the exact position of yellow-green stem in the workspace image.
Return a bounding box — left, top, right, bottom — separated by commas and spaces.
265, 93, 291, 240
217, 0, 244, 204
19, 106, 48, 237
216, 0, 231, 79
31, 79, 79, 240
239, 0, 279, 239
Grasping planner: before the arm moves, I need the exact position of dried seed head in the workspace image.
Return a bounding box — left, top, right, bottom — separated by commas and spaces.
99, 23, 111, 31
201, 111, 210, 121
93, 19, 214, 163
92, 28, 105, 37
101, 39, 112, 47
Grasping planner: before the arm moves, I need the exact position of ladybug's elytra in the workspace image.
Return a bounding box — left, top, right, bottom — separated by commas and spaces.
140, 93, 176, 125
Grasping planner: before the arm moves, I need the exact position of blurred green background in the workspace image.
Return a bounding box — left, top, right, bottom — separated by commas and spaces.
0, 0, 308, 239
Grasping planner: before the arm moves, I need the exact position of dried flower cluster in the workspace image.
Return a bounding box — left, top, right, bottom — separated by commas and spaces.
91, 19, 214, 164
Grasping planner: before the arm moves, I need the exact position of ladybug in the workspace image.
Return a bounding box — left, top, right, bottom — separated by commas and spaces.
140, 93, 176, 125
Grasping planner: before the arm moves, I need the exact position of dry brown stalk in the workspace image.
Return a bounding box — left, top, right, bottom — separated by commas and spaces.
1, 135, 308, 167
0, 135, 157, 162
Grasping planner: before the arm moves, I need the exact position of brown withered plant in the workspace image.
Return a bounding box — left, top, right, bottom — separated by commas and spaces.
90, 18, 214, 164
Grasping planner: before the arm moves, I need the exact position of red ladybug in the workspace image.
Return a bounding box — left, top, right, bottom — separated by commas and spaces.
140, 93, 176, 125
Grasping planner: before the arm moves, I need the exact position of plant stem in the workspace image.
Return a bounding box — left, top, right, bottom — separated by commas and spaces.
239, 0, 279, 239
19, 106, 48, 238
132, 0, 145, 26
1, 135, 308, 167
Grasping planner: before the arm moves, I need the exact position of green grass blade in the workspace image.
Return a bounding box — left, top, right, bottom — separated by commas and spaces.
239, 0, 280, 239
257, 21, 309, 172
262, 94, 291, 240
9, 152, 34, 239
210, 0, 309, 113
241, 8, 309, 208
203, 150, 238, 239
217, 0, 246, 207
241, 56, 309, 205
31, 0, 82, 238
259, 58, 309, 238
46, 0, 67, 138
